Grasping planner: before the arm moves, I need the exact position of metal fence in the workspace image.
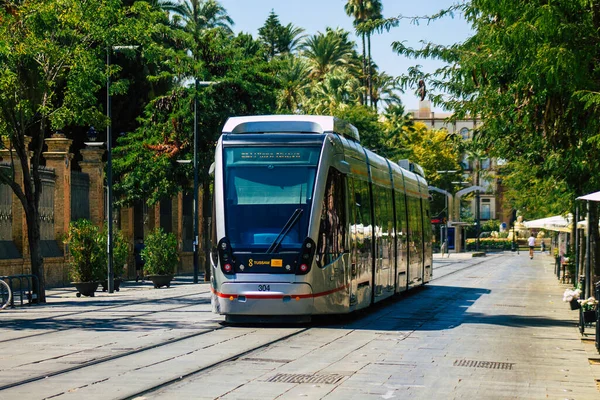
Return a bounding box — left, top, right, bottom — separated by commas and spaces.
71, 171, 90, 221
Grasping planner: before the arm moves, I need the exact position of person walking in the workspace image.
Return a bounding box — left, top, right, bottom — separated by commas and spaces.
134, 237, 145, 282
528, 233, 535, 259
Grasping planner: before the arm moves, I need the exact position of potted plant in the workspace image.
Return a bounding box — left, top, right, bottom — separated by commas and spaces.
142, 227, 179, 288
100, 228, 129, 292
64, 219, 104, 297
579, 297, 598, 323
563, 288, 582, 310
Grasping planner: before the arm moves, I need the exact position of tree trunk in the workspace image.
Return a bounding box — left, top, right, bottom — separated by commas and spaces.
361, 33, 367, 106
367, 32, 373, 108
25, 203, 45, 303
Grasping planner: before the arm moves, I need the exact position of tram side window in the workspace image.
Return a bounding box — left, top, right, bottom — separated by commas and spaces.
317, 168, 347, 267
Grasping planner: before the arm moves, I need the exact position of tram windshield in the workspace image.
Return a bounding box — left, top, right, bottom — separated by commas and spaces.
223, 146, 320, 253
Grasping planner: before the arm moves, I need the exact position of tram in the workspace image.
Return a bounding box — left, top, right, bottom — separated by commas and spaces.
210, 115, 432, 322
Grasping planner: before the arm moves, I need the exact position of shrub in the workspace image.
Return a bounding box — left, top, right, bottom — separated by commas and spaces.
465, 238, 512, 251
64, 219, 104, 282
141, 228, 179, 275
112, 229, 129, 278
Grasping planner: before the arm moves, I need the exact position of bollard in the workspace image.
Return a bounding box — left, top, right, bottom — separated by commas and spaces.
579, 276, 586, 335
596, 282, 600, 353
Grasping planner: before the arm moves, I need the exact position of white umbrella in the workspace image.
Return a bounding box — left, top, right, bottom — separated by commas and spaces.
524, 214, 572, 232
577, 190, 600, 202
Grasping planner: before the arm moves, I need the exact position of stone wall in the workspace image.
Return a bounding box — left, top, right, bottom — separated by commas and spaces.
0, 136, 199, 288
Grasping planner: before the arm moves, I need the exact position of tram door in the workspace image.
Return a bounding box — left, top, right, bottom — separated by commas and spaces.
348, 177, 372, 308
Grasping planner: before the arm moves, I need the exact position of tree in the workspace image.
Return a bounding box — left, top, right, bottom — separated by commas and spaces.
301, 28, 355, 80
344, 0, 383, 107
258, 10, 282, 59
276, 55, 311, 113
385, 0, 600, 282
167, 0, 234, 35
370, 71, 401, 111
0, 0, 165, 301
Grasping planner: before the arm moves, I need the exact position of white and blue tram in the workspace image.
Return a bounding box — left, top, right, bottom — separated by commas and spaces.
210, 115, 432, 322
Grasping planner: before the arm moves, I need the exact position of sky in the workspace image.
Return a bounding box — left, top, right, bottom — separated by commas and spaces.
218, 0, 473, 112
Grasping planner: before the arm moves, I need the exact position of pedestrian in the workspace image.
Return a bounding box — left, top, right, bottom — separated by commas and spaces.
528, 233, 535, 259
134, 237, 145, 282
540, 240, 545, 254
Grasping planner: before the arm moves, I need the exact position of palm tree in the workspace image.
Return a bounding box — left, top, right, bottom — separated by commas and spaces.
365, 0, 382, 107
344, 0, 368, 105
276, 55, 311, 113
163, 0, 234, 36
278, 23, 307, 54
306, 70, 361, 114
370, 71, 401, 111
344, 0, 382, 107
301, 28, 355, 80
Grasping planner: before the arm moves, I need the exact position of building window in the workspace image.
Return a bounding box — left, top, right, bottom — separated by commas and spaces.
481, 158, 491, 169
481, 204, 491, 220
461, 154, 470, 170
460, 127, 469, 140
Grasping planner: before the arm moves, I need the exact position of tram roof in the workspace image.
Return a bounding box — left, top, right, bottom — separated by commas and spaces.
222, 115, 360, 143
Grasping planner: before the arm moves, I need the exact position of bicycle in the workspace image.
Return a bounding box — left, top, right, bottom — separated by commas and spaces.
0, 278, 12, 310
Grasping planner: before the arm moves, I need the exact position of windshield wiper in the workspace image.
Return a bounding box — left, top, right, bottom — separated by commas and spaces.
266, 208, 303, 254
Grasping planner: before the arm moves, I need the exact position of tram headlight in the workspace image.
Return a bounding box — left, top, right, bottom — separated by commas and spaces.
296, 237, 316, 275
218, 237, 235, 275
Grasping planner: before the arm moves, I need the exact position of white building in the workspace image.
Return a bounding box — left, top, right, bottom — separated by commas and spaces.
409, 100, 510, 230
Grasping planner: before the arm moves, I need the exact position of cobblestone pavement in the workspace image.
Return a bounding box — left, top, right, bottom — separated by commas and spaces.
0, 251, 598, 399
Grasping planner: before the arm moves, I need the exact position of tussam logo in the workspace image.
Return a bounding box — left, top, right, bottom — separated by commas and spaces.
248, 259, 270, 267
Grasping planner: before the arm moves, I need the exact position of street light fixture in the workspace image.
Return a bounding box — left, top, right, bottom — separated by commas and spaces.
106, 45, 138, 293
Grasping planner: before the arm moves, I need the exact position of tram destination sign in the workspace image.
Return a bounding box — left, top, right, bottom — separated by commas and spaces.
229, 147, 318, 164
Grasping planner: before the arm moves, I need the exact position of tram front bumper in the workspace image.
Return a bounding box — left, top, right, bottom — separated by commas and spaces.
213, 282, 314, 315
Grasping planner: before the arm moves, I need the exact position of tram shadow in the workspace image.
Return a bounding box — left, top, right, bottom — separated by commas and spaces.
312, 284, 574, 331
310, 285, 485, 331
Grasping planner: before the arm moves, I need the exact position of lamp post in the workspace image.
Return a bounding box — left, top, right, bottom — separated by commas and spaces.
436, 170, 457, 256
192, 80, 217, 284
106, 45, 138, 293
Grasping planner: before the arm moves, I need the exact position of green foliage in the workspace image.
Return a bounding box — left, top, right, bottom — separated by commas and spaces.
390, 0, 600, 214
334, 104, 385, 151
65, 220, 129, 281
64, 220, 104, 282
141, 228, 179, 276
481, 220, 501, 233
113, 28, 278, 206
113, 230, 129, 278
465, 238, 512, 251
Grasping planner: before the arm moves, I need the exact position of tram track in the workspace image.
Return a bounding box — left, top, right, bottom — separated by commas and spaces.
0, 256, 495, 398
114, 257, 496, 398
0, 324, 226, 392
121, 327, 311, 400
0, 289, 212, 345
430, 253, 501, 281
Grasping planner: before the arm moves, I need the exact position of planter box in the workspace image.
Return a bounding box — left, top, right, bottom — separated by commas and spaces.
583, 310, 597, 323
569, 298, 581, 310
72, 281, 99, 297
147, 274, 174, 289
100, 278, 122, 292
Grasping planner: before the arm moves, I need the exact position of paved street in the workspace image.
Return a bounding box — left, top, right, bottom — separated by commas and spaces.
1, 252, 599, 399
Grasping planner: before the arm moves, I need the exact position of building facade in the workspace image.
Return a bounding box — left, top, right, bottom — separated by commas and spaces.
409, 101, 511, 248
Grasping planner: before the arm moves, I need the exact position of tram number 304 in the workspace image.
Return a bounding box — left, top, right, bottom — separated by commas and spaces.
258, 285, 271, 292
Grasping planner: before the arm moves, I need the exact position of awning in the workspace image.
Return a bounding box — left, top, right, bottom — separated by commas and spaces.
524, 214, 573, 232
577, 190, 600, 202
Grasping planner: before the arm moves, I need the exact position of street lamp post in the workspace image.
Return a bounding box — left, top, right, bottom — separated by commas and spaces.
106, 45, 138, 293
436, 170, 457, 257
192, 80, 217, 284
